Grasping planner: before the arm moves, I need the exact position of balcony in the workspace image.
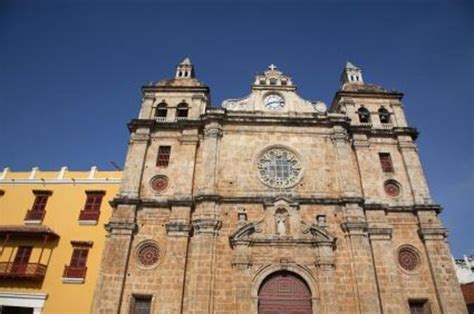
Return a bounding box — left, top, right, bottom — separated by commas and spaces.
78, 210, 100, 222
0, 262, 47, 280
24, 210, 45, 222
63, 265, 87, 279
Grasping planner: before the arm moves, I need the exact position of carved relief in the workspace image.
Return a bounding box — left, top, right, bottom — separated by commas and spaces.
229, 197, 336, 269
275, 208, 289, 235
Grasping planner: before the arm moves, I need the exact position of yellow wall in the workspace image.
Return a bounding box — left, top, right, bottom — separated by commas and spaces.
0, 169, 121, 313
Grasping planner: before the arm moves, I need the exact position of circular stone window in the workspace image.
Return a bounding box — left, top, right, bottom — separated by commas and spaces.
384, 180, 401, 197
257, 147, 302, 188
137, 242, 160, 267
398, 246, 419, 272
150, 175, 168, 193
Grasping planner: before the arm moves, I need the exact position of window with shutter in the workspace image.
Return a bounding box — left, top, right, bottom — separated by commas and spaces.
132, 295, 152, 314
379, 153, 394, 173
156, 146, 171, 167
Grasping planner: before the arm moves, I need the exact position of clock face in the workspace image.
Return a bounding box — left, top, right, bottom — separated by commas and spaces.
264, 94, 285, 110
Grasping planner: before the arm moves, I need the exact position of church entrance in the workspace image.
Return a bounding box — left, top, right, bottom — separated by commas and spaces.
258, 271, 312, 314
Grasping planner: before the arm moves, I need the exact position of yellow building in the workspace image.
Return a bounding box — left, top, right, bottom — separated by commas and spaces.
0, 167, 121, 314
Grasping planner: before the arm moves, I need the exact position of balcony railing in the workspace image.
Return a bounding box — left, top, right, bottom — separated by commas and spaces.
0, 262, 47, 280
379, 123, 394, 130
24, 210, 45, 221
63, 265, 87, 278
78, 210, 100, 221
355, 122, 373, 127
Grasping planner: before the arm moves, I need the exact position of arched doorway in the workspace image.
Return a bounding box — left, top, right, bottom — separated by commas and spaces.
258, 271, 312, 314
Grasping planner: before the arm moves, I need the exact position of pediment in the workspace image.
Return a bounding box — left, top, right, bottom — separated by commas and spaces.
229, 219, 336, 248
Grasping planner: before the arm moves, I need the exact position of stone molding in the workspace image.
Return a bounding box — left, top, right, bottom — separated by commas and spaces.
367, 227, 393, 241
341, 221, 368, 236
229, 220, 336, 248
104, 221, 137, 235
418, 227, 448, 241
165, 222, 192, 237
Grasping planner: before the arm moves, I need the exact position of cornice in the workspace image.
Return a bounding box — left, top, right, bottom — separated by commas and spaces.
349, 125, 418, 140
141, 85, 209, 94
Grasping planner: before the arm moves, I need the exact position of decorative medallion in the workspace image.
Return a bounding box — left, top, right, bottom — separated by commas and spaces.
137, 242, 160, 267
384, 180, 400, 197
150, 175, 168, 193
398, 246, 419, 272
257, 147, 302, 188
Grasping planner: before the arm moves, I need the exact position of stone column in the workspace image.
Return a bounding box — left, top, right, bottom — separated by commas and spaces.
91, 205, 137, 314
418, 210, 467, 314
159, 205, 192, 313
341, 203, 382, 313
398, 136, 432, 205
183, 202, 221, 314
316, 243, 336, 314
368, 226, 404, 313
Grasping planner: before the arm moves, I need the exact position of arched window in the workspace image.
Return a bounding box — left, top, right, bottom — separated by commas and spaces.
357, 107, 371, 123
378, 107, 391, 124
155, 102, 167, 118
176, 103, 189, 118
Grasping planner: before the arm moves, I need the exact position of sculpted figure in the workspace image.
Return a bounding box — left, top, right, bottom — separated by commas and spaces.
276, 215, 287, 235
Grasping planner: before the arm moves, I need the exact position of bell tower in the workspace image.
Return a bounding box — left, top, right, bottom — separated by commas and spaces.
340, 61, 364, 85
175, 57, 195, 79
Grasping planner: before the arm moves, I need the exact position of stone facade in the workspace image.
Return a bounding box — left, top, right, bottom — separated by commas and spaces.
92, 59, 466, 313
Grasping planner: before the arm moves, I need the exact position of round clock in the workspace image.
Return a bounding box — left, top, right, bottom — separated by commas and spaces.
264, 94, 285, 110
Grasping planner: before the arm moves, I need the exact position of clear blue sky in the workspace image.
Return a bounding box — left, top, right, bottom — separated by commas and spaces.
0, 1, 472, 256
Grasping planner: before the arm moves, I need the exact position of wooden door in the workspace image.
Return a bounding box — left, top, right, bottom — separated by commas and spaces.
258, 271, 312, 314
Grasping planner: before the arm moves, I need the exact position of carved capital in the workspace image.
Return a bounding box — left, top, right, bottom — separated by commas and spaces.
193, 218, 222, 235
330, 126, 349, 144
204, 127, 223, 138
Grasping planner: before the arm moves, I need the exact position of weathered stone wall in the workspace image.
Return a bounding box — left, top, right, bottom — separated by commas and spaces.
93, 65, 466, 314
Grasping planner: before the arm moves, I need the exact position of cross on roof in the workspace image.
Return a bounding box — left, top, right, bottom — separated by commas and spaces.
268, 64, 277, 71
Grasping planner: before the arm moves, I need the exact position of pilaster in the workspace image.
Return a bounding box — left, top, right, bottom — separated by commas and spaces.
368, 226, 404, 313
120, 128, 150, 198
183, 202, 222, 314
341, 203, 381, 313
418, 213, 467, 314
315, 243, 336, 314
159, 205, 192, 313
199, 122, 223, 195
398, 136, 432, 205
331, 126, 361, 198
91, 205, 137, 314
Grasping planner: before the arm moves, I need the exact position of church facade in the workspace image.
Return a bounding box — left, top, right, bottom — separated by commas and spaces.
92, 59, 466, 314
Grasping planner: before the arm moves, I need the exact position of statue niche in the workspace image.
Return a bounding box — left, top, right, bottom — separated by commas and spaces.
275, 208, 290, 236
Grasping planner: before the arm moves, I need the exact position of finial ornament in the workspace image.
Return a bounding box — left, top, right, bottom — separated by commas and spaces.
268, 64, 277, 71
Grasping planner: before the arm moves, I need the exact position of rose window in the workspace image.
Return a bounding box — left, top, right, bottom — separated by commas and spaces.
257, 147, 302, 188
398, 247, 419, 271
384, 180, 400, 197
137, 243, 160, 267
150, 175, 168, 193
